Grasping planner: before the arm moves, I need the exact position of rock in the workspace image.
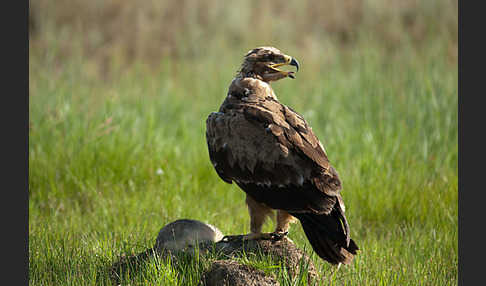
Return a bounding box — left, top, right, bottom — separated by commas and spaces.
200, 260, 280, 286
154, 219, 224, 254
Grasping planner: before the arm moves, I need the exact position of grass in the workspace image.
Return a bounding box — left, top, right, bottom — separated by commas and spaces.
29, 1, 457, 285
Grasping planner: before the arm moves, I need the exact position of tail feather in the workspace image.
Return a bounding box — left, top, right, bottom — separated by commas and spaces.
291, 211, 359, 265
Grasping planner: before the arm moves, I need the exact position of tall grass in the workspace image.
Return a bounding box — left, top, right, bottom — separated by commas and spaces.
29, 0, 457, 285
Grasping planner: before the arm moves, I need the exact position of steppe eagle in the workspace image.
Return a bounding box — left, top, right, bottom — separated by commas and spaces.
206, 47, 358, 264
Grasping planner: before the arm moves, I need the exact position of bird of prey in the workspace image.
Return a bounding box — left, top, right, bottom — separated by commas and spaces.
206, 47, 358, 265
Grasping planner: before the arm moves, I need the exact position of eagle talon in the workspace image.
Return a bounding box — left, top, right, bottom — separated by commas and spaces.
221, 235, 243, 242
270, 231, 289, 241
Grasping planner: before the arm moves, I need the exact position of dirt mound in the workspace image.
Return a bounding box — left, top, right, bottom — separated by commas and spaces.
200, 260, 279, 286
212, 236, 318, 281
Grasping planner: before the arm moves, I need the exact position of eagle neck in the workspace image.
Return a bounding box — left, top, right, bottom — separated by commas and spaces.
236, 70, 263, 81
230, 75, 278, 101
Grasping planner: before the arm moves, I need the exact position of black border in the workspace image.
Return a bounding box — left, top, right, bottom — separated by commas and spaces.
2, 0, 29, 284
458, 1, 482, 285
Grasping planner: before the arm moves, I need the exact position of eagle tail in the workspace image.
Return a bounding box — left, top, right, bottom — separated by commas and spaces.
290, 210, 359, 265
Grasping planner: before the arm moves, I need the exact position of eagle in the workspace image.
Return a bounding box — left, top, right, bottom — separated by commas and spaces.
206, 47, 358, 265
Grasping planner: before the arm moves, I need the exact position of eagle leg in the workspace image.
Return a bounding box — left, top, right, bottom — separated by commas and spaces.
275, 210, 297, 235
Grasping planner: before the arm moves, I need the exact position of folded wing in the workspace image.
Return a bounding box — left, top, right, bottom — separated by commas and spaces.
206, 91, 343, 214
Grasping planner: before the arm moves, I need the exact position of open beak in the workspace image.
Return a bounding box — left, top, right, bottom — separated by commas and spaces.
268, 55, 300, 79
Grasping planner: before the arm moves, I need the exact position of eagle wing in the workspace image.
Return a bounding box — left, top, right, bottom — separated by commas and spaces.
206, 90, 342, 214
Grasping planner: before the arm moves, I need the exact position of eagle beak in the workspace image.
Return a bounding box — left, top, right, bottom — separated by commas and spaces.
289, 57, 300, 72
284, 55, 299, 79
268, 55, 300, 79
282, 55, 299, 72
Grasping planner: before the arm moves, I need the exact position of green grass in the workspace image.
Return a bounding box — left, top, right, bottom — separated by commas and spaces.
29, 2, 457, 283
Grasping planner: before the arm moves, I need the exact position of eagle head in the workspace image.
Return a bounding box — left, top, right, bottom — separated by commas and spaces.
239, 46, 300, 82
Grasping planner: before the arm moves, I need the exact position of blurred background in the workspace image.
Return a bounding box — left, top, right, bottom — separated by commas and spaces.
29, 1, 458, 285
30, 0, 457, 77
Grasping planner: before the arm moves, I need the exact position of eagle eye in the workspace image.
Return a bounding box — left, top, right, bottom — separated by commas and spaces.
261, 54, 275, 62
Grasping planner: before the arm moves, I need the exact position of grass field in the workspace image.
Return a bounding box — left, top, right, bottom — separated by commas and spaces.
29, 1, 457, 285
